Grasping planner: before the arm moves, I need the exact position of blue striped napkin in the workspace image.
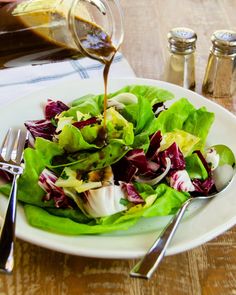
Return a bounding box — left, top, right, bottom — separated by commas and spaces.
0, 52, 135, 106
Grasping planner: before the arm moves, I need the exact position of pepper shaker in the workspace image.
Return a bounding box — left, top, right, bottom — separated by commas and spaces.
202, 30, 236, 98
163, 27, 197, 90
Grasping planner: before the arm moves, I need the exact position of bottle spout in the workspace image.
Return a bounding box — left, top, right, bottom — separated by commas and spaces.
87, 0, 106, 15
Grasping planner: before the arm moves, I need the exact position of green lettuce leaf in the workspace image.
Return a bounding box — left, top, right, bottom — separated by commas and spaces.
79, 124, 101, 143
149, 98, 195, 134
50, 141, 131, 171
132, 131, 150, 152
160, 129, 200, 157
183, 107, 215, 150
146, 98, 214, 151
23, 183, 188, 235
57, 107, 134, 153
106, 107, 134, 145
58, 124, 100, 152
62, 94, 103, 118
185, 153, 208, 179
46, 207, 92, 224
114, 184, 189, 224
121, 96, 154, 135
109, 84, 174, 106
66, 84, 174, 119
24, 204, 138, 235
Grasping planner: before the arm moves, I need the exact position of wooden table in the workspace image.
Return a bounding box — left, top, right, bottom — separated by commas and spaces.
0, 0, 236, 294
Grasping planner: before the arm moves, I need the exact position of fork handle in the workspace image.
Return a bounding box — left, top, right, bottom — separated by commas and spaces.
130, 197, 194, 279
0, 174, 18, 273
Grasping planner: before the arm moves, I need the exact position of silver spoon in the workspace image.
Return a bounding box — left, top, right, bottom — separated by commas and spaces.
130, 167, 235, 279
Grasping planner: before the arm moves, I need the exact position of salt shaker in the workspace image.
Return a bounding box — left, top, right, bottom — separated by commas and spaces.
163, 27, 197, 90
202, 30, 236, 98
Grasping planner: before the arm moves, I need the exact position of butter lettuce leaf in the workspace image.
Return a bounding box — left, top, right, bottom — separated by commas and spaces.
109, 84, 174, 106
64, 84, 174, 119
106, 107, 134, 145
160, 129, 200, 157
183, 107, 215, 150
50, 141, 131, 171
149, 98, 195, 134
58, 124, 100, 152
24, 205, 138, 235
62, 94, 103, 118
185, 153, 208, 180
121, 96, 154, 135
132, 131, 150, 152
23, 183, 188, 235
147, 98, 214, 150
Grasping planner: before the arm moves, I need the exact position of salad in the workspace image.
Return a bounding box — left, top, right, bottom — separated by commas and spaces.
0, 84, 235, 235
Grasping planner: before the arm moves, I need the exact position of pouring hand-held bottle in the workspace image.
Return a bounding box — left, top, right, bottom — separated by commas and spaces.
0, 0, 124, 69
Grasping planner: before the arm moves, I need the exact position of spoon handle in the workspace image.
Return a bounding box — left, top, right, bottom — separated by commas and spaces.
130, 197, 193, 279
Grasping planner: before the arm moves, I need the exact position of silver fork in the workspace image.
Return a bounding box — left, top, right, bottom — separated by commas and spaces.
0, 129, 27, 273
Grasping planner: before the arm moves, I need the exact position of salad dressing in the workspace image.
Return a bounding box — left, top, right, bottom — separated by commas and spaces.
95, 124, 108, 147
101, 53, 116, 140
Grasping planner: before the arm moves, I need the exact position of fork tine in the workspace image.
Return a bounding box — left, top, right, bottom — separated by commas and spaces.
14, 130, 28, 164
9, 130, 27, 165
10, 130, 19, 162
0, 129, 13, 161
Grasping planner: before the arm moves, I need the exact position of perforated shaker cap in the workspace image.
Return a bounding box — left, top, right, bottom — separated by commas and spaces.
168, 27, 197, 53
211, 30, 236, 55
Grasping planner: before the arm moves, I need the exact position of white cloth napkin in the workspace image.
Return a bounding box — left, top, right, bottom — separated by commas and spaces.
0, 52, 135, 106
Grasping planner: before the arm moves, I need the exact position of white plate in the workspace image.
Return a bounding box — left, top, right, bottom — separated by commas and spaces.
0, 78, 236, 259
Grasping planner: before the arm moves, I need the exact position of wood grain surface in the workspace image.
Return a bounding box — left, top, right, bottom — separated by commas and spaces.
0, 0, 236, 294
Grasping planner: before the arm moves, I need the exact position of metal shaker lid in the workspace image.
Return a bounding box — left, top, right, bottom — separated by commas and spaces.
168, 27, 197, 53
211, 30, 236, 55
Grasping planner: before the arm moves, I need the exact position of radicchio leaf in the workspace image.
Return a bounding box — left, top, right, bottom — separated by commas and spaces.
169, 170, 195, 192
45, 99, 69, 120
73, 117, 99, 129
125, 149, 150, 174
83, 185, 127, 217
152, 102, 164, 114
146, 130, 162, 159
24, 119, 56, 140
159, 142, 185, 170
0, 170, 13, 182
136, 157, 171, 186
38, 168, 69, 208
121, 182, 145, 204
112, 148, 160, 183
112, 157, 138, 183
192, 178, 215, 195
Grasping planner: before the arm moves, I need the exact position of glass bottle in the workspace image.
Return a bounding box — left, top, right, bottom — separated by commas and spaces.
0, 0, 124, 69
163, 27, 197, 90
202, 30, 236, 98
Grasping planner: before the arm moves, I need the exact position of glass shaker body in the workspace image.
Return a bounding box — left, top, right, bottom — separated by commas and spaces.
164, 50, 196, 90
163, 27, 197, 90
202, 30, 236, 98
0, 0, 124, 69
